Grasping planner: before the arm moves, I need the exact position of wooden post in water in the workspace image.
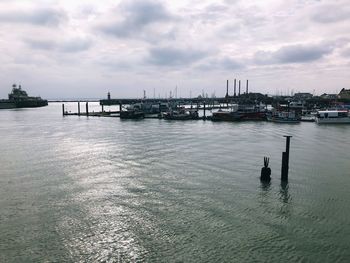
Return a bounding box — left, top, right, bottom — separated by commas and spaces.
119, 103, 122, 113
281, 136, 292, 181
86, 102, 89, 117
78, 102, 80, 116
62, 104, 65, 116
261, 157, 271, 182
203, 102, 206, 119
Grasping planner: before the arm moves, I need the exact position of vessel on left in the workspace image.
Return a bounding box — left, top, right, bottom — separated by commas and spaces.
0, 84, 48, 109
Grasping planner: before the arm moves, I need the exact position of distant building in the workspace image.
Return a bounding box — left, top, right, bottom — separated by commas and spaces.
320, 93, 337, 99
338, 88, 350, 99
293, 92, 313, 100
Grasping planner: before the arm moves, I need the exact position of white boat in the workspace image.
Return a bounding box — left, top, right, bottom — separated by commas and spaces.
316, 110, 350, 124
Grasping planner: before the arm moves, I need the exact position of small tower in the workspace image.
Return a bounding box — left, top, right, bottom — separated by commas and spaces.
107, 92, 111, 100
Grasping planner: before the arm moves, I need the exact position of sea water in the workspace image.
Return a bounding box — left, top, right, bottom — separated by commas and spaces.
0, 103, 349, 262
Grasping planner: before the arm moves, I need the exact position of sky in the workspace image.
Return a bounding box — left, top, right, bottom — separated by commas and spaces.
0, 0, 349, 99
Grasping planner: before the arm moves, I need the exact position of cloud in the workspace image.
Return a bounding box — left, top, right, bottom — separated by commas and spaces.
197, 57, 244, 71
25, 38, 92, 53
146, 46, 209, 67
97, 0, 174, 39
341, 47, 350, 57
311, 4, 350, 24
254, 43, 334, 65
0, 7, 67, 27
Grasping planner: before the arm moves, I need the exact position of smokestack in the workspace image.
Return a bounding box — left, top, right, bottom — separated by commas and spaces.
226, 80, 229, 98
239, 80, 241, 97
246, 80, 249, 94
234, 79, 237, 97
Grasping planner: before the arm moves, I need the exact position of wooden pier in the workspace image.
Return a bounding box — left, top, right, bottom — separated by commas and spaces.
62, 97, 236, 119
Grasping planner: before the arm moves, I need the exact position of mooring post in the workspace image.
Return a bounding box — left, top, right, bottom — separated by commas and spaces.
203, 102, 206, 119
78, 102, 80, 116
62, 104, 65, 116
86, 102, 89, 117
119, 103, 122, 113
102, 104, 104, 112
281, 136, 292, 181
260, 157, 271, 182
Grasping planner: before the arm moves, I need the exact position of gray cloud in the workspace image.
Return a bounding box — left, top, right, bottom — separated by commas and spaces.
98, 0, 174, 38
25, 38, 92, 53
254, 43, 333, 65
341, 47, 350, 57
197, 57, 244, 71
146, 46, 209, 66
0, 7, 67, 26
312, 4, 350, 24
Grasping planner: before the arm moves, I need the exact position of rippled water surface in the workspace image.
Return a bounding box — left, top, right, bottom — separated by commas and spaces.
0, 103, 349, 262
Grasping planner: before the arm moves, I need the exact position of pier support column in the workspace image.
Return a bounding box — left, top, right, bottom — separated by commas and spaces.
86, 102, 89, 117
281, 136, 292, 181
78, 102, 80, 116
62, 104, 65, 116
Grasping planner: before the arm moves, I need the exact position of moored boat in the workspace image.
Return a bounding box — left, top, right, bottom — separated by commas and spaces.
120, 110, 145, 119
163, 108, 198, 120
316, 110, 350, 124
267, 111, 301, 123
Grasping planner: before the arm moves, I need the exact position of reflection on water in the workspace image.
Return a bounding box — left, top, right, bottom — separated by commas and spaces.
280, 181, 290, 204
0, 103, 349, 262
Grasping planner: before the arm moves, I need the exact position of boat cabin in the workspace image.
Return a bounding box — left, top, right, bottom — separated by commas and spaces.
317, 110, 349, 118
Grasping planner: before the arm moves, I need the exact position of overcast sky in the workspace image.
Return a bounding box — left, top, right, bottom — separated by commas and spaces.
0, 0, 349, 99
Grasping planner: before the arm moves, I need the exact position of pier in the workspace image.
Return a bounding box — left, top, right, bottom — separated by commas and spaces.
62, 97, 237, 119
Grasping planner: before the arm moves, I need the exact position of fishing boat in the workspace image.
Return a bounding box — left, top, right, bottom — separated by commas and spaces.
316, 110, 350, 124
120, 104, 144, 119
300, 110, 316, 122
211, 110, 242, 121
267, 111, 301, 123
120, 109, 144, 119
163, 108, 198, 120
211, 107, 267, 122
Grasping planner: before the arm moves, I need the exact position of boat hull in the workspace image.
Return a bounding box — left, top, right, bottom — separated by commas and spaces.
316, 118, 350, 124
120, 111, 145, 119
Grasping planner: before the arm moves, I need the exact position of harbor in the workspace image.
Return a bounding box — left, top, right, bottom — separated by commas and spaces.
61, 81, 350, 124
1, 0, 350, 261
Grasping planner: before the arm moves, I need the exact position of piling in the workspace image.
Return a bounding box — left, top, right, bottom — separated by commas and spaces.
62, 104, 65, 116
78, 102, 80, 116
119, 103, 122, 113
281, 136, 292, 181
203, 102, 206, 119
86, 102, 89, 117
260, 157, 271, 182
102, 104, 104, 112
